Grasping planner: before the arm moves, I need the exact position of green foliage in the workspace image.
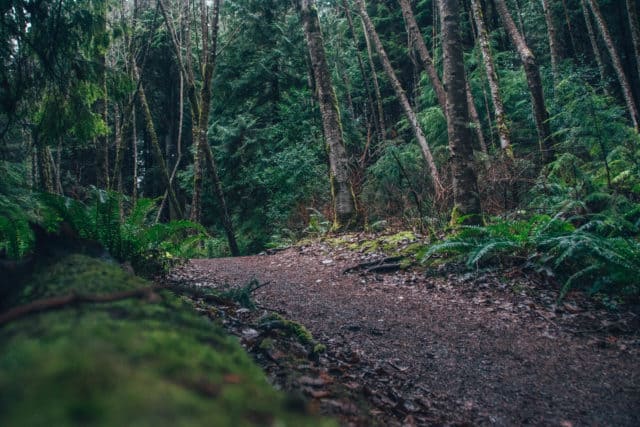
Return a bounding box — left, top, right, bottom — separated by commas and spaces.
423, 212, 640, 300
37, 191, 209, 275
0, 162, 37, 259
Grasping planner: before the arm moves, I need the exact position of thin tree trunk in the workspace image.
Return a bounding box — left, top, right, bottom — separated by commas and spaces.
561, 0, 578, 56
35, 135, 55, 194
581, 0, 609, 92
541, 0, 561, 82
134, 63, 184, 219
360, 15, 386, 142
471, 0, 512, 156
465, 79, 488, 154
341, 0, 380, 143
494, 0, 555, 162
299, 0, 357, 229
160, 0, 239, 255
625, 0, 640, 90
439, 0, 481, 224
356, 0, 443, 195
398, 0, 446, 110
55, 138, 63, 195
131, 107, 138, 202
587, 0, 640, 132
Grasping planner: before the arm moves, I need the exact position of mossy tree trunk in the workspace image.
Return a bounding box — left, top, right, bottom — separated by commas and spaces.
439, 0, 482, 225
299, 0, 357, 229
470, 0, 513, 157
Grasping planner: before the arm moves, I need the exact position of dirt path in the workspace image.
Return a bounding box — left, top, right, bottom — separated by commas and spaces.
172, 241, 639, 426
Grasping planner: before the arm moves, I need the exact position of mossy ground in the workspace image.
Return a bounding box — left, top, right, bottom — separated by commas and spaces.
0, 255, 334, 427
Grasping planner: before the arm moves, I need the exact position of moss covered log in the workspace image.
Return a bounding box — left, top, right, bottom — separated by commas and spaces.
0, 255, 333, 427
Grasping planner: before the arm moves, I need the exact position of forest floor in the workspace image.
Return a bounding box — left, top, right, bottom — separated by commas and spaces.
168, 234, 640, 426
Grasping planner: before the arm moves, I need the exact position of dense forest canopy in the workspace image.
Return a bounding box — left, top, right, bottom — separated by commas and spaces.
1, 0, 639, 298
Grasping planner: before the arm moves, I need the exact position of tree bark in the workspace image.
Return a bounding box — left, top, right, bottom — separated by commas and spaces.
299, 0, 357, 229
439, 0, 482, 224
541, 0, 561, 83
356, 0, 443, 196
471, 0, 512, 157
494, 0, 555, 162
625, 0, 640, 95
360, 15, 386, 143
587, 0, 640, 132
580, 0, 609, 93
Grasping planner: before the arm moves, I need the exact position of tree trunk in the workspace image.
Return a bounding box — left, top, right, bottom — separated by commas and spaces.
465, 79, 488, 154
439, 0, 482, 224
160, 0, 239, 255
587, 0, 640, 132
356, 0, 443, 196
625, 0, 640, 96
360, 15, 386, 143
494, 0, 555, 162
341, 0, 380, 144
580, 0, 609, 93
541, 0, 561, 82
134, 64, 184, 219
398, 0, 446, 110
299, 0, 356, 229
561, 0, 578, 56
471, 0, 513, 157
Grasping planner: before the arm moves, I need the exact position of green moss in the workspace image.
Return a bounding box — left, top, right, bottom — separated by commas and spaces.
0, 256, 334, 427
260, 313, 315, 346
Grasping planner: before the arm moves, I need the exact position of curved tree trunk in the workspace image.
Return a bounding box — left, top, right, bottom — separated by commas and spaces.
494, 0, 555, 162
587, 0, 640, 132
299, 0, 356, 229
470, 0, 512, 157
356, 0, 443, 196
439, 0, 481, 224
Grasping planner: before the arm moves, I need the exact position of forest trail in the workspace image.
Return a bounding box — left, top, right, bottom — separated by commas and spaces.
171, 240, 640, 426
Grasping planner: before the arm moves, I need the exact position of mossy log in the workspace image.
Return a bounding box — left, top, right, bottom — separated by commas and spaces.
0, 255, 333, 427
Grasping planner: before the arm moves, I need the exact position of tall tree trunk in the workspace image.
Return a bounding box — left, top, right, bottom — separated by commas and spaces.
625, 0, 640, 93
465, 79, 488, 154
134, 64, 184, 219
398, 0, 446, 110
439, 0, 481, 224
356, 0, 443, 195
299, 0, 356, 229
341, 0, 380, 144
34, 135, 56, 194
494, 0, 555, 162
159, 0, 239, 255
580, 0, 609, 93
470, 0, 512, 157
541, 0, 561, 83
360, 15, 386, 143
587, 0, 640, 132
561, 0, 578, 56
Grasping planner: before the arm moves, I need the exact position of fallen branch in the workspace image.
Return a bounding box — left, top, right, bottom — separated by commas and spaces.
0, 286, 161, 327
343, 256, 405, 274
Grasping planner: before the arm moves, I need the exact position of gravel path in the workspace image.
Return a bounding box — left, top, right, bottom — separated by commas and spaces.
174, 242, 640, 426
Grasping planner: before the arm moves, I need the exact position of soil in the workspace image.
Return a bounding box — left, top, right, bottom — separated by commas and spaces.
169, 237, 640, 426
